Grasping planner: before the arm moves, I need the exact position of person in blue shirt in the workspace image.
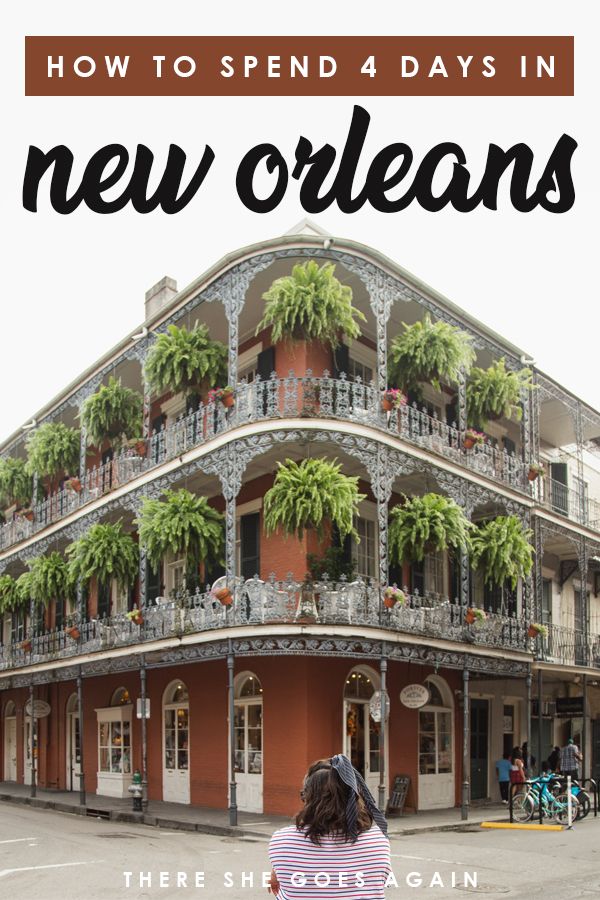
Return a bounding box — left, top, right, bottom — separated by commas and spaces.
496, 752, 512, 803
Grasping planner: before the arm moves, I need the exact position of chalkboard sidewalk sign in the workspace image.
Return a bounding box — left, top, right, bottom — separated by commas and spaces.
386, 774, 411, 815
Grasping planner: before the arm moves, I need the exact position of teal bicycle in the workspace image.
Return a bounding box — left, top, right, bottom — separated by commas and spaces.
511, 775, 580, 824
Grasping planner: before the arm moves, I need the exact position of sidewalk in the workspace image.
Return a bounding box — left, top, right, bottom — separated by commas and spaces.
0, 782, 508, 838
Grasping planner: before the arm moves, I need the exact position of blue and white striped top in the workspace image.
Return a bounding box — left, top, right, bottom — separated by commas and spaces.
269, 823, 391, 899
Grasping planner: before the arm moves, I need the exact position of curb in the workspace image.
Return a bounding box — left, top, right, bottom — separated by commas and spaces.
0, 793, 268, 839
0, 792, 507, 839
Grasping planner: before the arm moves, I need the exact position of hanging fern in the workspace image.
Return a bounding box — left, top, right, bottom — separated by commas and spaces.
67, 522, 139, 591
264, 457, 365, 541
25, 422, 80, 480
470, 515, 534, 589
388, 493, 472, 564
80, 376, 143, 451
388, 314, 475, 391
144, 323, 228, 397
28, 552, 75, 605
15, 571, 35, 606
0, 574, 20, 614
257, 260, 366, 347
466, 358, 534, 429
0, 457, 32, 509
136, 489, 224, 572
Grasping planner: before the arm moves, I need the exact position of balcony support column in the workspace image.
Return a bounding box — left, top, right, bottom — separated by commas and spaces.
140, 657, 148, 811
365, 269, 395, 395
457, 368, 467, 436
78, 426, 87, 480
29, 682, 36, 798
377, 650, 389, 814
578, 536, 589, 654
138, 547, 147, 609
520, 385, 532, 478
77, 666, 86, 807
575, 402, 586, 524
526, 669, 532, 778
537, 666, 543, 778
227, 638, 237, 826
582, 674, 588, 781
533, 516, 544, 624
461, 667, 469, 820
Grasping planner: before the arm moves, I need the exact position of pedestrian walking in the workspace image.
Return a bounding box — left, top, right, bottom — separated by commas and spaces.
559, 738, 582, 781
495, 752, 512, 803
509, 748, 526, 792
268, 754, 391, 899
548, 746, 560, 773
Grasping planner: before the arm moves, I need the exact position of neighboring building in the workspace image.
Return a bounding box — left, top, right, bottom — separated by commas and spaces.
1, 221, 600, 815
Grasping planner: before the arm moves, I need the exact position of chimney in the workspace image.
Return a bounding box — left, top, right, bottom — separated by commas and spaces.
145, 276, 178, 321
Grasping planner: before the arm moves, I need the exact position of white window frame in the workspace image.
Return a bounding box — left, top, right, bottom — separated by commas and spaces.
352, 500, 377, 580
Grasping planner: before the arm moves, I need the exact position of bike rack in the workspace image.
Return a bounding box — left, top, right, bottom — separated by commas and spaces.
580, 778, 598, 817
509, 779, 544, 825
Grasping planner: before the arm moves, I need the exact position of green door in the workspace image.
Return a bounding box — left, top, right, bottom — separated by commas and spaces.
470, 699, 489, 800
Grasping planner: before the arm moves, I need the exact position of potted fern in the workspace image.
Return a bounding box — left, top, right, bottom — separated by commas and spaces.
144, 323, 228, 397
470, 515, 534, 589
66, 522, 139, 607
388, 493, 472, 564
0, 574, 19, 616
388, 314, 475, 392
0, 457, 32, 513
25, 423, 80, 494
80, 376, 143, 452
264, 458, 365, 542
528, 622, 548, 639
466, 358, 534, 429
257, 260, 366, 347
28, 553, 75, 631
136, 489, 224, 600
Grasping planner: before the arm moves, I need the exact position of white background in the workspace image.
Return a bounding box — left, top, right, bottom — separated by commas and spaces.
1, 2, 598, 443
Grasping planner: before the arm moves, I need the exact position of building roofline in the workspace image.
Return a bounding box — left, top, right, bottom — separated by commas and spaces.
2, 229, 599, 452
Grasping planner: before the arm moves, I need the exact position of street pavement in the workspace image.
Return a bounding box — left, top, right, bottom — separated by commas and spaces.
1, 801, 599, 899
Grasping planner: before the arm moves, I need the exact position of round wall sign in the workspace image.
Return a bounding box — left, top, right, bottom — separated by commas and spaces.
400, 684, 430, 709
24, 699, 51, 718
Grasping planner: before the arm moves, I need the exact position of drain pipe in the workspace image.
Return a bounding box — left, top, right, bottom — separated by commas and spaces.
77, 666, 86, 807
29, 683, 36, 799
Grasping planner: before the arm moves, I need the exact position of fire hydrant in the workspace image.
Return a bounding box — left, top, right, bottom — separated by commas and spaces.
128, 770, 143, 813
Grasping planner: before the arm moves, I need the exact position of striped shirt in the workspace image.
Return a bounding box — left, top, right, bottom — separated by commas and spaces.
560, 744, 580, 773
269, 823, 391, 899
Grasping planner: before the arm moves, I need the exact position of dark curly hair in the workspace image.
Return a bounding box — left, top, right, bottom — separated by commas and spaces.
295, 759, 373, 845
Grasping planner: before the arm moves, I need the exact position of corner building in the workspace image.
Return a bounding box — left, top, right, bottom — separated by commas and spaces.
2, 222, 600, 816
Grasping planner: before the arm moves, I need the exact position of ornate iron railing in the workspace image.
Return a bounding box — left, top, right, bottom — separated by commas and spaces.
0, 578, 532, 672
537, 477, 600, 531
0, 373, 530, 554
536, 622, 600, 668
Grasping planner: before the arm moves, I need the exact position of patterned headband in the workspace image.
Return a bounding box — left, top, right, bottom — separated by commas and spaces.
329, 753, 388, 839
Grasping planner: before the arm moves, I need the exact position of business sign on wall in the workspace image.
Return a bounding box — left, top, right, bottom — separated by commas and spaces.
400, 684, 430, 709
24, 699, 51, 718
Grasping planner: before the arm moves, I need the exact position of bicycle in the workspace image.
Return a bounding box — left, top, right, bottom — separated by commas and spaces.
511, 776, 580, 824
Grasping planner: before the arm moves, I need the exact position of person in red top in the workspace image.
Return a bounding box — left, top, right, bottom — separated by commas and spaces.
268, 755, 391, 899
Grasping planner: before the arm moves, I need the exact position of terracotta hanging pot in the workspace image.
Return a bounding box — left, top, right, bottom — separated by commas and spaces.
463, 437, 476, 450
21, 639, 32, 652
528, 625, 539, 639
66, 626, 81, 640
68, 477, 82, 493
381, 397, 393, 412
465, 608, 476, 625
221, 393, 235, 409
383, 595, 397, 609
214, 586, 233, 606
527, 468, 540, 482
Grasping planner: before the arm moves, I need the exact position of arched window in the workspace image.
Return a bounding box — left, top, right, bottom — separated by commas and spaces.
164, 681, 189, 705
236, 674, 263, 698
344, 667, 377, 700
111, 686, 131, 706
343, 666, 381, 781
4, 700, 16, 717
66, 693, 79, 715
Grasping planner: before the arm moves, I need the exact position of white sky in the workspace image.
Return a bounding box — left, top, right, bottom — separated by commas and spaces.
2, 2, 599, 444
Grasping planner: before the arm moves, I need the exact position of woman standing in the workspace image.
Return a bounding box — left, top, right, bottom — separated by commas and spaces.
510, 748, 526, 791
268, 755, 391, 899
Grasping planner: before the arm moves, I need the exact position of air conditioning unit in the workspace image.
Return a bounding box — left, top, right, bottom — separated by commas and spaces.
544, 701, 557, 716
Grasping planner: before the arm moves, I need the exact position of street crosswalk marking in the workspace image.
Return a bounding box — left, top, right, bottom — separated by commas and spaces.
0, 860, 105, 879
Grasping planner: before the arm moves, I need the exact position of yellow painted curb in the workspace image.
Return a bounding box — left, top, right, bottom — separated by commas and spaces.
480, 822, 563, 831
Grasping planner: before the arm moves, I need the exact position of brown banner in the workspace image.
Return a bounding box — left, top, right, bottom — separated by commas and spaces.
25, 36, 573, 97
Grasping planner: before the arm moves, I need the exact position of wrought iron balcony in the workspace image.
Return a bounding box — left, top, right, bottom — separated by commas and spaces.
0, 578, 531, 673
537, 476, 600, 532
535, 622, 600, 668
0, 373, 530, 554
